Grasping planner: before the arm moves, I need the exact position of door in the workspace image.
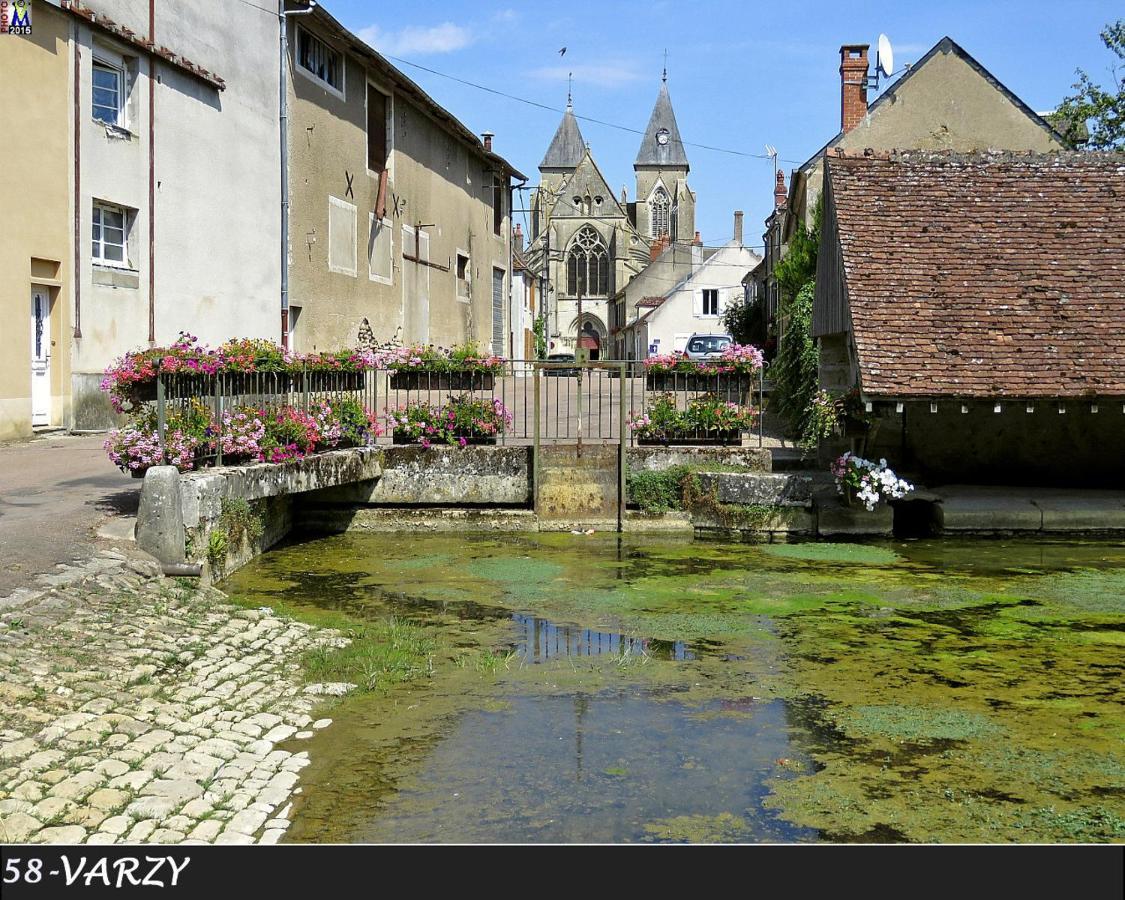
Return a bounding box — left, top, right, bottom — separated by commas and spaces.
30, 288, 51, 426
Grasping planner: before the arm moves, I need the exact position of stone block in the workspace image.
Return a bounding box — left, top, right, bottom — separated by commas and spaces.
136, 466, 186, 566
938, 490, 1043, 532
695, 472, 813, 506
626, 445, 772, 473
1033, 494, 1125, 531
816, 498, 894, 536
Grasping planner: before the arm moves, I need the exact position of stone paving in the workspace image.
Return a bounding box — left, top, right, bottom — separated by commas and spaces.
0, 550, 347, 845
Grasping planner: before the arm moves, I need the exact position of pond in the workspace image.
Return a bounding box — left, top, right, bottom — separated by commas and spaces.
223, 533, 1125, 843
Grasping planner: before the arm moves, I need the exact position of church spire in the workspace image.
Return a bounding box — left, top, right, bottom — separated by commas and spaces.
540, 93, 586, 169
635, 79, 689, 170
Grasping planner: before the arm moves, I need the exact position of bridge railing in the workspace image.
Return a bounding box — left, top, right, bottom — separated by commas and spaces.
150, 359, 765, 465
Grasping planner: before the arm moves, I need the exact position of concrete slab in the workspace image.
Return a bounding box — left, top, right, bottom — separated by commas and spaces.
627, 445, 771, 473
695, 472, 813, 506
97, 516, 136, 542
320, 507, 539, 533
1033, 494, 1125, 531
938, 490, 1043, 532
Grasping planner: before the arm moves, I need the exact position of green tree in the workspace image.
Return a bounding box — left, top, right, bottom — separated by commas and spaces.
772, 282, 819, 439
1051, 19, 1124, 149
721, 288, 767, 348
773, 195, 823, 304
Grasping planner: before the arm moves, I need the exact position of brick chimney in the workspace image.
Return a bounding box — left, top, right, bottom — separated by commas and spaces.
481, 130, 494, 152
650, 234, 670, 261
733, 211, 744, 245
693, 231, 702, 246
839, 44, 869, 133
774, 169, 787, 209
513, 222, 524, 253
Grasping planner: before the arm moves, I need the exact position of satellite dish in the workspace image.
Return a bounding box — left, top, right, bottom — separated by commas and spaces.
877, 34, 894, 78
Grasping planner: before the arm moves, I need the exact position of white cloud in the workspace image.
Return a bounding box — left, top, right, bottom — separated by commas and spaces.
492, 9, 520, 24
358, 22, 473, 57
529, 64, 643, 87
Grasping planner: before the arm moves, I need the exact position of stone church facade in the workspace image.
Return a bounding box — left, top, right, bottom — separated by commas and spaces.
525, 79, 696, 358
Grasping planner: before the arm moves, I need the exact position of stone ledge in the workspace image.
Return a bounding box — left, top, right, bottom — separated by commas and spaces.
694, 472, 813, 506
816, 498, 894, 536
626, 445, 772, 473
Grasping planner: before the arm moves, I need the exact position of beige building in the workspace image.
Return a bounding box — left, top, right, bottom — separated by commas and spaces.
285, 4, 524, 355
0, 2, 72, 441
753, 36, 1068, 335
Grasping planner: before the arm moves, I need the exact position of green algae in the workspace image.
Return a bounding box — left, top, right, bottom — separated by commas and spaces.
223, 533, 1125, 844
761, 543, 902, 565
642, 812, 751, 843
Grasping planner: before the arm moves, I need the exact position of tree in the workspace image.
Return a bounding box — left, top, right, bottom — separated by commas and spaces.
721, 288, 767, 349
773, 195, 823, 304
1051, 19, 1124, 150
772, 282, 819, 442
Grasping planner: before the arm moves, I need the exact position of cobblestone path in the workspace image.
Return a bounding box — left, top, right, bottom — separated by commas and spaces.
0, 550, 344, 845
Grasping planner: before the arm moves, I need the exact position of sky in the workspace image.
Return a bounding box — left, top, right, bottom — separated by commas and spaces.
323, 0, 1120, 252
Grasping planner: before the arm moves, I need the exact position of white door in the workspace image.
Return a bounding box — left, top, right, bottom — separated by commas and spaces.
30, 289, 51, 426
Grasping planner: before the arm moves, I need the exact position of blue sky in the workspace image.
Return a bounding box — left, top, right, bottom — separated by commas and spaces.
326, 0, 1120, 250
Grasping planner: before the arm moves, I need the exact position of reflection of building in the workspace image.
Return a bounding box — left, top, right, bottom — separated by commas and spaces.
526, 75, 695, 359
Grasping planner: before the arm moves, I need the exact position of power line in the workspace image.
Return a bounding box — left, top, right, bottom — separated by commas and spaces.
381, 52, 805, 166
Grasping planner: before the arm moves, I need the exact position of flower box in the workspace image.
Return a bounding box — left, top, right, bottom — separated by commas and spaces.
645, 373, 752, 393
637, 430, 743, 446
389, 371, 495, 391
392, 433, 497, 446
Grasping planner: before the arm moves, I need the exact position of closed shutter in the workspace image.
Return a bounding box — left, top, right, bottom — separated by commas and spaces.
492, 268, 505, 355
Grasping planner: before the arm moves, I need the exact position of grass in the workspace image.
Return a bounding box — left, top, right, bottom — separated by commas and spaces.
301, 618, 435, 693
225, 594, 437, 695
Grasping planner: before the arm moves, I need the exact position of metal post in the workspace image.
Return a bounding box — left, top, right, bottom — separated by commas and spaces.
156, 373, 166, 465
533, 365, 541, 514
618, 361, 626, 531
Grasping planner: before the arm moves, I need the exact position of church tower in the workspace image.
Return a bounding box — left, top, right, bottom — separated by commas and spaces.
534, 100, 586, 239
634, 75, 695, 247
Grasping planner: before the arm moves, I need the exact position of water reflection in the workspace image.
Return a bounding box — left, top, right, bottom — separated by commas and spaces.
512, 613, 696, 663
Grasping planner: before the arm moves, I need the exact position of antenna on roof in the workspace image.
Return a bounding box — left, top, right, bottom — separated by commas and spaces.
765, 144, 778, 183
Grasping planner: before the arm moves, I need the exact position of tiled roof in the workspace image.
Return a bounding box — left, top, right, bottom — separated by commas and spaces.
636, 296, 667, 308
827, 149, 1125, 398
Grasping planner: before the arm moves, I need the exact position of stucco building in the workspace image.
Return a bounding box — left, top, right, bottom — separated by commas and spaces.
525, 76, 696, 359
814, 149, 1125, 485
751, 36, 1069, 338
0, 0, 280, 437
284, 3, 524, 357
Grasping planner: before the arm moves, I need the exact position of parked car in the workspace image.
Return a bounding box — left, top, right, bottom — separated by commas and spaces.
683, 333, 733, 361
543, 352, 577, 376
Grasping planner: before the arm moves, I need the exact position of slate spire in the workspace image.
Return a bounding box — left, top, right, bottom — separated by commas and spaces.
635, 81, 689, 169
540, 100, 586, 169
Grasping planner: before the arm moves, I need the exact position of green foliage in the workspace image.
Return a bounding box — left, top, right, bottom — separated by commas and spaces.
721, 291, 768, 348
206, 529, 229, 567
773, 196, 823, 304
533, 316, 548, 359
627, 465, 694, 513
219, 497, 264, 547
301, 617, 435, 693
1051, 19, 1124, 149
772, 282, 819, 438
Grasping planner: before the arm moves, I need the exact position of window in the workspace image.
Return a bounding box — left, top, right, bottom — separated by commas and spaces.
367, 83, 389, 172
702, 289, 719, 316
92, 59, 123, 126
328, 196, 357, 276
368, 214, 392, 283
650, 186, 670, 238
565, 226, 609, 297
492, 175, 504, 236
92, 201, 129, 267
456, 253, 470, 299
296, 25, 343, 95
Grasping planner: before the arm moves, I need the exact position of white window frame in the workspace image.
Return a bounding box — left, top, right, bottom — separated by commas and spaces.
701, 288, 720, 317
368, 213, 393, 285
295, 24, 345, 100
328, 195, 358, 277
92, 54, 125, 128
91, 200, 131, 269
365, 79, 394, 179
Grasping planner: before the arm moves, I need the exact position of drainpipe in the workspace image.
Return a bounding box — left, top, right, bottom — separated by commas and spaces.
72, 33, 81, 339
147, 0, 155, 345
279, 1, 317, 350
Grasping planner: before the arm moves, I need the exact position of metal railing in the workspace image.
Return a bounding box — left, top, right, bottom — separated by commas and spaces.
151, 360, 766, 464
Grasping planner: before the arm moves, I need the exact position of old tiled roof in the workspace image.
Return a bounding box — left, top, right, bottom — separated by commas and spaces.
637, 296, 667, 308
827, 149, 1125, 399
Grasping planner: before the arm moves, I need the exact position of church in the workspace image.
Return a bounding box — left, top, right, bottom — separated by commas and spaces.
525, 76, 696, 359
